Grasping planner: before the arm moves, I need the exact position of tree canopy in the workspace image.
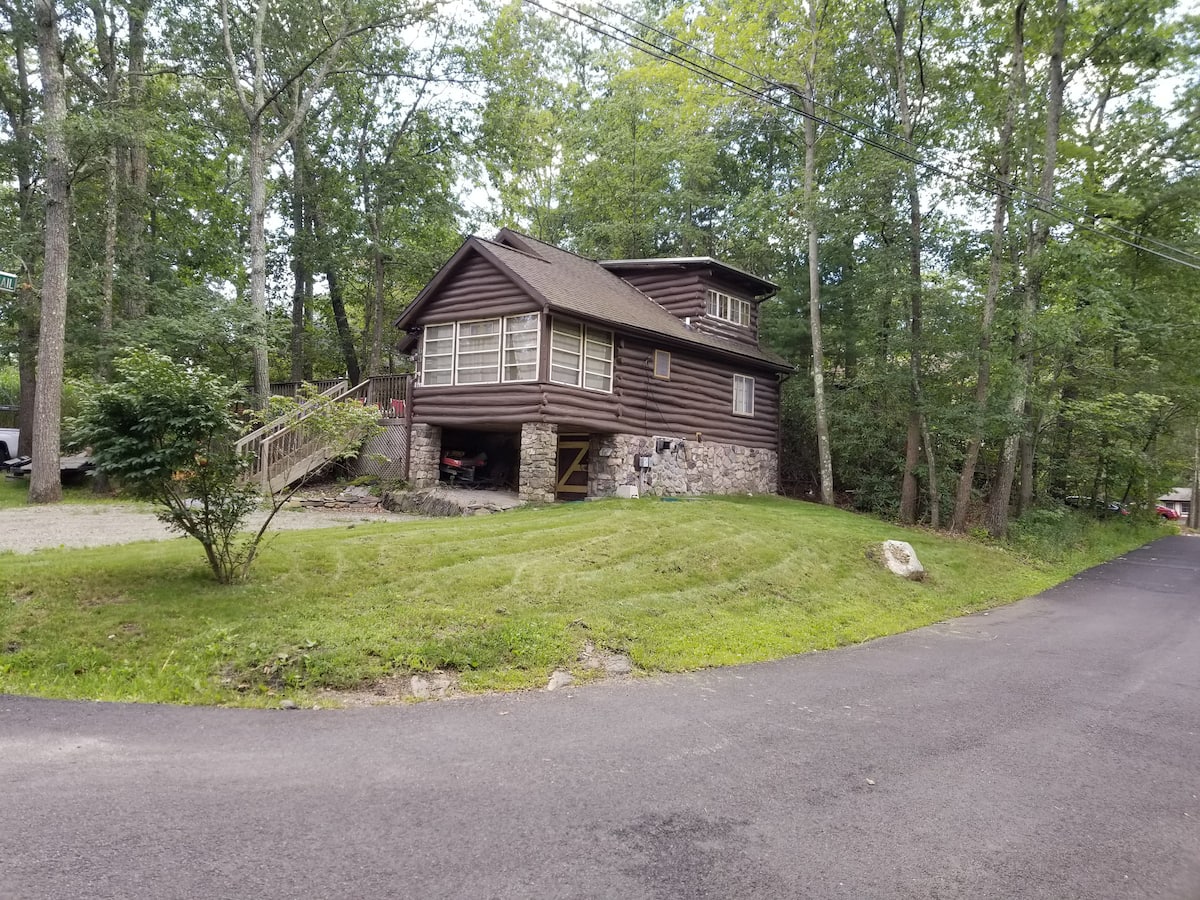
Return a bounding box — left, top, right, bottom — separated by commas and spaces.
2, 0, 1198, 529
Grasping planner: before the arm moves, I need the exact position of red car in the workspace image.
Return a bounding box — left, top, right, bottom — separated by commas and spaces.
1156, 505, 1181, 520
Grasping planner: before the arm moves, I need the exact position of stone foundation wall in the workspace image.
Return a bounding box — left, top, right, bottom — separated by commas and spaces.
590, 432, 777, 498
519, 422, 558, 504
409, 423, 441, 488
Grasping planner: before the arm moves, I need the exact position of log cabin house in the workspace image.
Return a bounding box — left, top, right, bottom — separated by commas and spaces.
394, 229, 792, 502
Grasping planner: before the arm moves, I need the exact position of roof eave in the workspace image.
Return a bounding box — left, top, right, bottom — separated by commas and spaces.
599, 257, 779, 298
545, 302, 793, 373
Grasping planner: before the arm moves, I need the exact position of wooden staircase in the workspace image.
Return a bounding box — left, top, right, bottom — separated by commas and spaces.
236, 380, 373, 494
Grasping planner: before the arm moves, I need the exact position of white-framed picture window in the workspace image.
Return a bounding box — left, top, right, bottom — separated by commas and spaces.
706, 289, 751, 327
583, 328, 613, 392
422, 314, 542, 386
421, 323, 455, 386
653, 350, 671, 379
503, 313, 540, 382
455, 318, 501, 384
550, 319, 613, 392
733, 374, 755, 417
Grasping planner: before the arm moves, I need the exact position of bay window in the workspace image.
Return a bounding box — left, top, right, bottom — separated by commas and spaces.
421, 314, 542, 386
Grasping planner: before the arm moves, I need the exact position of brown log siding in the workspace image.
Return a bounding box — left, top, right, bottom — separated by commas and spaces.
610, 337, 779, 448
617, 270, 706, 319
412, 338, 779, 450
616, 269, 762, 351
411, 255, 540, 325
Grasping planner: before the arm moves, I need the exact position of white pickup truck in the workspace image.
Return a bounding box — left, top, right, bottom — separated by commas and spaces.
0, 427, 21, 463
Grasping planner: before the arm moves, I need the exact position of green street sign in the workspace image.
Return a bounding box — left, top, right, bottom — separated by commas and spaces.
0, 272, 16, 293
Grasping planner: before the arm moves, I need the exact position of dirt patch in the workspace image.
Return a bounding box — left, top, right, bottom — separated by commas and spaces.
0, 501, 416, 555
317, 672, 455, 707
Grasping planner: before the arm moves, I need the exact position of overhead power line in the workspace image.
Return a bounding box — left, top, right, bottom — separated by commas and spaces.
522, 0, 1200, 272
588, 0, 1200, 268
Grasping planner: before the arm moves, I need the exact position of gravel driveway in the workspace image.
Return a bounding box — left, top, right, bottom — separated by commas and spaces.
0, 502, 412, 554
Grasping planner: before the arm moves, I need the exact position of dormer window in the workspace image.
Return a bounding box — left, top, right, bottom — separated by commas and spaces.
706, 289, 751, 327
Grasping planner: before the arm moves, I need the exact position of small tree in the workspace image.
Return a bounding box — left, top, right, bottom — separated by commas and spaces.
71, 349, 380, 583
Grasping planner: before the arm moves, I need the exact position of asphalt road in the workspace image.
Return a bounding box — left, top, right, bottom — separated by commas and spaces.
3, 536, 1199, 900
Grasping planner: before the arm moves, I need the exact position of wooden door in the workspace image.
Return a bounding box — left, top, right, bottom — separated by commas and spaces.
556, 433, 590, 501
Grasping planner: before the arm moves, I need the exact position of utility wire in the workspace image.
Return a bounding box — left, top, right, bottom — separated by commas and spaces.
568, 0, 1200, 269
589, 0, 1200, 267
524, 0, 1200, 271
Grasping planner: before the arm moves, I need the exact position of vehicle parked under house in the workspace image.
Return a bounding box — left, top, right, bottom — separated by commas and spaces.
394, 229, 793, 503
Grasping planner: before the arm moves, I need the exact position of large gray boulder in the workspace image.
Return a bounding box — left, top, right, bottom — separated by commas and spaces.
873, 539, 926, 581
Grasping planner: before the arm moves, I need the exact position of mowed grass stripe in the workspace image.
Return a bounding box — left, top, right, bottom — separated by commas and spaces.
0, 495, 1164, 705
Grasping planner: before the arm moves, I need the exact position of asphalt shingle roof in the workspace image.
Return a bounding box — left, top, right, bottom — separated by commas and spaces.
471, 231, 792, 371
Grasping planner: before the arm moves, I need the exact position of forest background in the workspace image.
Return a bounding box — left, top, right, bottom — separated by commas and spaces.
1, 0, 1198, 534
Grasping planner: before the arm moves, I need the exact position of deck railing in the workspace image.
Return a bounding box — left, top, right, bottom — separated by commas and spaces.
267, 375, 410, 418
247, 380, 377, 492
267, 379, 346, 399
240, 375, 413, 492
235, 380, 349, 463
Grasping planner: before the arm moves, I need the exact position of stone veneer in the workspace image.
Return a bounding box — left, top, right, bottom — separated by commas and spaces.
519, 421, 558, 503
408, 423, 442, 488
590, 432, 777, 497
408, 419, 774, 501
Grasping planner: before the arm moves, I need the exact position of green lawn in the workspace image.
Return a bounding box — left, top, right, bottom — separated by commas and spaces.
0, 495, 1165, 706
0, 474, 135, 509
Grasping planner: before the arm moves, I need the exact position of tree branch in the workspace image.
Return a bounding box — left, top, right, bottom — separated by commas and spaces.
220, 0, 252, 118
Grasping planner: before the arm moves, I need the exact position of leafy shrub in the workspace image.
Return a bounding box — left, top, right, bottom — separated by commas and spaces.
1007, 506, 1086, 561
70, 350, 380, 584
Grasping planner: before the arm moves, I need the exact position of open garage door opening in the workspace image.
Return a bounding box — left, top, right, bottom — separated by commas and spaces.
439, 428, 521, 490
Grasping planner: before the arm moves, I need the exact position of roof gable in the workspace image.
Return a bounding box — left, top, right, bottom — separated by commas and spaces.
394, 236, 549, 332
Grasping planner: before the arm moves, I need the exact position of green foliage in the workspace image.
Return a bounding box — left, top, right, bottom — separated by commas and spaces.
0, 366, 16, 407
69, 354, 384, 584
69, 348, 263, 584
1006, 505, 1166, 568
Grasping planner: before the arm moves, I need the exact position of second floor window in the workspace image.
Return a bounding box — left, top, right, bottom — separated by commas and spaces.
706, 289, 751, 327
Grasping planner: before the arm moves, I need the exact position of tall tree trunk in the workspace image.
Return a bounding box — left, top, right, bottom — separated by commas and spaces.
221, 0, 353, 405
1018, 405, 1037, 514
289, 128, 308, 383
311, 205, 361, 384
368, 241, 386, 375
121, 0, 151, 318
248, 120, 271, 403
100, 144, 117, 349
985, 0, 1066, 537
899, 419, 920, 522
30, 0, 70, 504
87, 0, 118, 364
951, 0, 1024, 533
888, 0, 937, 526
802, 3, 833, 506
327, 266, 362, 385
303, 223, 314, 381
